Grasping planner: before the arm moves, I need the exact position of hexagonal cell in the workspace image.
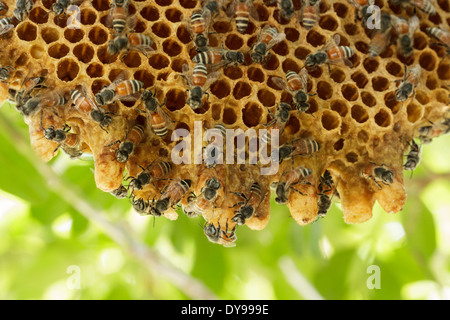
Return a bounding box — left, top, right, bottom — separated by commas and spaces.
330, 69, 346, 83
233, 81, 252, 100
294, 47, 311, 60
354, 41, 369, 54
213, 20, 231, 33
341, 84, 359, 101
134, 70, 155, 88
437, 62, 450, 80
29, 7, 48, 24
41, 27, 59, 44
223, 107, 237, 125
224, 66, 243, 80
414, 90, 430, 105
30, 45, 45, 59
285, 115, 300, 135
92, 0, 110, 11
317, 81, 333, 100
48, 43, 70, 59
357, 130, 369, 144
64, 28, 84, 43
330, 99, 348, 117
254, 3, 270, 21
438, 0, 450, 10
123, 51, 142, 68
57, 59, 79, 82
73, 43, 95, 63
372, 76, 390, 92
306, 98, 318, 114
363, 57, 379, 73
210, 79, 231, 99
264, 54, 280, 71
80, 8, 97, 25
97, 45, 117, 64
361, 92, 376, 107
351, 105, 369, 123
285, 28, 300, 42
321, 111, 341, 131
333, 138, 344, 151
386, 61, 404, 77
374, 108, 392, 128
171, 58, 188, 73
53, 15, 69, 28
211, 104, 222, 121
15, 53, 29, 67
281, 58, 300, 74
273, 41, 289, 56
419, 51, 437, 71
319, 15, 339, 31
152, 21, 171, 38
345, 152, 359, 163
140, 5, 160, 21
148, 53, 170, 69
333, 2, 348, 18
176, 25, 191, 44
257, 89, 276, 107
242, 102, 263, 128
426, 76, 438, 90
165, 88, 186, 111
384, 92, 401, 114
406, 102, 423, 123
306, 30, 326, 47
162, 39, 182, 57
165, 7, 182, 22
86, 63, 104, 78
413, 33, 428, 50
16, 22, 37, 41
344, 23, 358, 36
351, 70, 368, 88
225, 34, 244, 50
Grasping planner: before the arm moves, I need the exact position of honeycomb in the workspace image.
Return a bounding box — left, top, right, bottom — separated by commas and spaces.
0, 0, 449, 246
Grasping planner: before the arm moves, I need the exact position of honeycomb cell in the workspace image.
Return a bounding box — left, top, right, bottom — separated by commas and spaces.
345, 152, 358, 163
415, 90, 430, 105
91, 79, 109, 95
361, 91, 376, 107
97, 45, 117, 64
344, 23, 358, 36
435, 90, 450, 104
437, 62, 450, 80
224, 66, 243, 80
306, 30, 326, 47
149, 53, 170, 69
413, 33, 428, 50
233, 81, 252, 100
15, 53, 28, 67
272, 41, 289, 56
386, 61, 404, 77
165, 88, 186, 111
48, 43, 70, 59
141, 5, 160, 21
406, 103, 423, 123
438, 0, 449, 10
30, 45, 45, 59
254, 3, 270, 21
282, 58, 300, 74
57, 59, 79, 82
122, 52, 142, 68
285, 28, 300, 42
306, 98, 318, 114
86, 63, 104, 78
351, 104, 369, 123
242, 102, 263, 128
374, 108, 392, 128
321, 111, 340, 131
210, 80, 231, 99
170, 58, 188, 73
223, 108, 237, 125
426, 76, 438, 90
419, 51, 437, 71
225, 34, 244, 50
134, 70, 155, 88
354, 41, 369, 54
64, 28, 84, 43
357, 130, 369, 143
176, 25, 191, 44
294, 47, 311, 60
152, 22, 171, 38
16, 22, 37, 41
41, 27, 59, 44
341, 84, 359, 101
333, 2, 348, 18
211, 104, 222, 121
319, 15, 339, 31
330, 99, 348, 117
363, 58, 379, 73
162, 39, 182, 57
73, 43, 95, 63
285, 116, 300, 135
317, 81, 333, 100
384, 92, 401, 114
29, 7, 48, 24
372, 76, 390, 92
330, 69, 346, 83
157, 72, 169, 81
257, 89, 276, 107
333, 138, 344, 151
92, 0, 110, 11
193, 101, 210, 115
80, 9, 97, 25
134, 20, 147, 34
351, 70, 368, 88
264, 54, 280, 71
165, 8, 183, 22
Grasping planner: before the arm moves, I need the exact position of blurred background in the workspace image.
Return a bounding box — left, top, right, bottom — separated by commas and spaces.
1, 102, 450, 300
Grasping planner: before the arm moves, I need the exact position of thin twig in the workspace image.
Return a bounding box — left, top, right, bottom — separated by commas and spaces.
0, 112, 218, 300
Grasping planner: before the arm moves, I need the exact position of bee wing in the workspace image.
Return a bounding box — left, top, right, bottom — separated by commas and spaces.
157, 104, 173, 124
322, 34, 340, 51
298, 68, 309, 90
271, 76, 289, 91
180, 63, 194, 86
248, 0, 260, 20
204, 71, 221, 89
266, 32, 286, 50
0, 23, 13, 35
118, 92, 141, 101
408, 15, 419, 36
225, 0, 236, 17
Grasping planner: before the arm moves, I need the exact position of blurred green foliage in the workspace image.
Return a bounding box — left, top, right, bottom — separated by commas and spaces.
1, 103, 450, 300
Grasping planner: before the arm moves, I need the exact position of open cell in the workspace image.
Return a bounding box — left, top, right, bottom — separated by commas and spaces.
122, 51, 142, 68
437, 63, 450, 80
212, 104, 222, 121
386, 61, 403, 77
134, 70, 155, 88
30, 45, 45, 59
233, 81, 252, 100
171, 58, 188, 73
351, 105, 369, 123
29, 7, 48, 24
285, 116, 300, 135
92, 0, 109, 11
41, 27, 59, 44
361, 92, 376, 107
86, 63, 104, 78
224, 66, 243, 80
225, 34, 244, 50
272, 41, 289, 56
319, 15, 339, 31
223, 108, 237, 125
152, 22, 171, 38
148, 53, 170, 69
363, 58, 379, 73
333, 3, 348, 18
333, 139, 344, 151
372, 77, 390, 92
294, 47, 311, 60
242, 102, 263, 128
285, 28, 300, 42
140, 6, 160, 21
213, 21, 231, 33
257, 89, 276, 107
419, 51, 437, 71
344, 23, 358, 36
64, 28, 84, 43
165, 8, 182, 22
176, 25, 191, 44
73, 43, 94, 63
282, 59, 300, 74
321, 111, 340, 131
341, 84, 359, 101
57, 59, 79, 82
48, 43, 70, 59
374, 109, 392, 128
384, 92, 401, 114
317, 81, 333, 100
162, 39, 182, 57
345, 152, 358, 163
80, 9, 97, 25
97, 45, 117, 64
16, 22, 37, 41
330, 100, 348, 117
210, 80, 231, 99
351, 70, 368, 88
166, 88, 186, 111
306, 30, 326, 47
330, 69, 346, 83
306, 99, 318, 114
406, 103, 423, 123
264, 54, 280, 71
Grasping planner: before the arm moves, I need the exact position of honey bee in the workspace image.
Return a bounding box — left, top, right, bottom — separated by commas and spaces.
131, 196, 150, 215
272, 68, 313, 113
316, 170, 338, 218
110, 185, 128, 199
183, 177, 221, 218
128, 160, 172, 191
181, 63, 220, 110
203, 219, 237, 246
202, 0, 222, 19
188, 10, 212, 53
12, 76, 47, 117
390, 0, 436, 15
418, 118, 450, 143
149, 179, 192, 217
231, 182, 266, 225
107, 33, 154, 58
403, 139, 422, 171
0, 65, 12, 83
140, 88, 171, 139
95, 79, 144, 106
0, 17, 14, 35
273, 166, 312, 204
391, 15, 419, 57
204, 123, 226, 169
13, 0, 33, 21
368, 13, 392, 58
272, 138, 321, 163
394, 64, 421, 102
427, 26, 450, 55
40, 111, 71, 145
261, 102, 291, 145
305, 34, 354, 74
71, 87, 113, 131
299, 0, 321, 30
108, 122, 146, 163
49, 0, 84, 17
361, 163, 394, 189
107, 0, 135, 36
192, 47, 245, 69
346, 0, 373, 26
0, 2, 7, 13
249, 25, 286, 63
226, 0, 259, 34
60, 133, 83, 159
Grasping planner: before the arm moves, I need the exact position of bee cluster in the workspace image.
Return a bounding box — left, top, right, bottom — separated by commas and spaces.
0, 0, 448, 246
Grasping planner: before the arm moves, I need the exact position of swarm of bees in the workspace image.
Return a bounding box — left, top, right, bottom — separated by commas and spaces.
0, 0, 449, 246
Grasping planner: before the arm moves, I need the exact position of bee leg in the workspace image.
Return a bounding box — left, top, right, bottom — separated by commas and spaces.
106, 140, 121, 147
290, 186, 304, 196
